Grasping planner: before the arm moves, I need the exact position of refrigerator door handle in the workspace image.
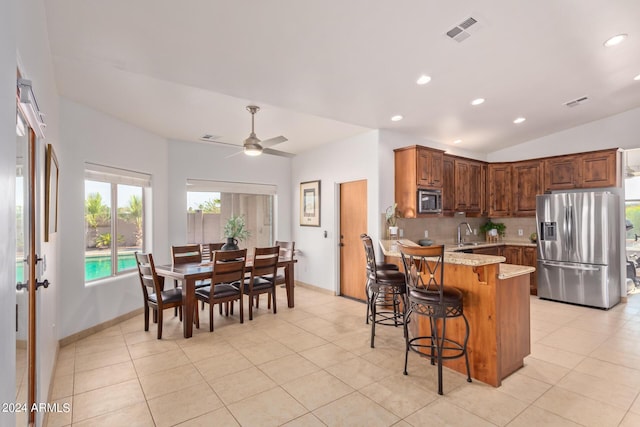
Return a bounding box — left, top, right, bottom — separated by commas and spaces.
540, 260, 601, 272
563, 207, 569, 255
567, 205, 573, 253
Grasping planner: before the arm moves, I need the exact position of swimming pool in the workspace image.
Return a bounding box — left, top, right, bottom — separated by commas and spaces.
16, 253, 138, 283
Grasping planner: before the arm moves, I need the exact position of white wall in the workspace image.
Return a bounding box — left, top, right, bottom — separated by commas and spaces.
166, 139, 293, 261
0, 1, 17, 425
291, 130, 380, 293
58, 99, 170, 338
487, 107, 640, 162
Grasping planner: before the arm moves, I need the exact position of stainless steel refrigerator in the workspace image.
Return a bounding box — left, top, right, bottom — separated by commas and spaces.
536, 191, 621, 309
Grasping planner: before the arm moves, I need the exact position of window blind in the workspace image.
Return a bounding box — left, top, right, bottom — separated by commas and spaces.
85, 162, 151, 187
186, 179, 277, 195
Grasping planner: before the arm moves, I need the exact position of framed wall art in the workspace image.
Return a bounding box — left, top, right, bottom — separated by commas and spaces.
45, 143, 59, 242
300, 180, 321, 227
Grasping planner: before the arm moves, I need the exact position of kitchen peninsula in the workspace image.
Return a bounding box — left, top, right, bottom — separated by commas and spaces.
380, 239, 535, 387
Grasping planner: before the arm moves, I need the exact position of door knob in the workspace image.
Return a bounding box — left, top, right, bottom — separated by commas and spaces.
16, 280, 50, 291
36, 279, 50, 290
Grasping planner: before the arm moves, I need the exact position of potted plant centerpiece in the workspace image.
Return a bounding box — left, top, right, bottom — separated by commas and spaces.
386, 203, 399, 239
222, 214, 250, 251
480, 219, 506, 243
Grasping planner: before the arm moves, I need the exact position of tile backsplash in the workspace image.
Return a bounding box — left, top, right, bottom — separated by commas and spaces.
382, 215, 537, 244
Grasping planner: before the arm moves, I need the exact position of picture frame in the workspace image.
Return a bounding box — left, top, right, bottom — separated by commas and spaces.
300, 180, 321, 227
45, 143, 59, 242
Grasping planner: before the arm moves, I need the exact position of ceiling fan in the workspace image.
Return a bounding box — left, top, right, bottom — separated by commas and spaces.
206, 105, 293, 158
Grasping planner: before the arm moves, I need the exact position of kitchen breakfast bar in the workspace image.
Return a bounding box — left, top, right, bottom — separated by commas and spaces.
380, 239, 535, 387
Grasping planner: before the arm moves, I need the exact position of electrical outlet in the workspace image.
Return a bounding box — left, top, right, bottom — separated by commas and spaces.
518, 229, 523, 236
473, 228, 478, 235
399, 229, 404, 237
424, 230, 429, 238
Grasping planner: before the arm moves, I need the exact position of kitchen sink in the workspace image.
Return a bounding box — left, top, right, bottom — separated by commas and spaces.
459, 242, 480, 246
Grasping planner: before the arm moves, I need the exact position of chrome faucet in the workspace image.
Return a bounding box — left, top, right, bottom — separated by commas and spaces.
457, 222, 473, 245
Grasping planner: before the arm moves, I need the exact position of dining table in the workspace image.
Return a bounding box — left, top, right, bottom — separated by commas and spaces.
155, 256, 297, 338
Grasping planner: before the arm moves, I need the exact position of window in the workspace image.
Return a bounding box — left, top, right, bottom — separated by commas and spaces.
186, 180, 276, 253
84, 164, 150, 282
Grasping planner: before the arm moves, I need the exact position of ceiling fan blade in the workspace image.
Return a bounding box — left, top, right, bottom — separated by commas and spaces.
225, 149, 245, 159
262, 147, 295, 158
261, 136, 288, 148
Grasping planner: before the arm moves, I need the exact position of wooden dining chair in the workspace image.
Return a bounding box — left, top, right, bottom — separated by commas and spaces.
195, 249, 247, 331
172, 244, 209, 312
242, 246, 280, 320
201, 242, 225, 262
135, 252, 183, 339
257, 241, 295, 309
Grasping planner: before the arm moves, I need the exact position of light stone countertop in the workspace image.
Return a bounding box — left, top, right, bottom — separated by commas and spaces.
380, 239, 506, 267
498, 264, 536, 279
380, 239, 535, 278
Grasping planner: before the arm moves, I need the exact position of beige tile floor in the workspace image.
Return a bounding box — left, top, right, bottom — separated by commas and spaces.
44, 287, 640, 426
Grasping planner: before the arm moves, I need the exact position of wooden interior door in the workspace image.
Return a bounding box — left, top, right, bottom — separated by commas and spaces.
16, 81, 47, 426
339, 180, 367, 300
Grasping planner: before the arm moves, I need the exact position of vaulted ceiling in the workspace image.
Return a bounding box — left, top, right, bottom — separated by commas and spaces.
44, 0, 640, 155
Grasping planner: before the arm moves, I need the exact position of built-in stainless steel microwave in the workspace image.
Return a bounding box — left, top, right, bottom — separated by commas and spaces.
418, 189, 442, 214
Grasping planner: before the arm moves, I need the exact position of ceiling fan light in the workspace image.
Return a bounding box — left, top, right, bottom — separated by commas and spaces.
603, 33, 627, 47
244, 143, 262, 156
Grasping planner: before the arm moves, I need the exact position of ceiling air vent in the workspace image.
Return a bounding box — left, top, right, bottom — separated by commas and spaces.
199, 134, 221, 142
564, 96, 589, 108
446, 17, 479, 43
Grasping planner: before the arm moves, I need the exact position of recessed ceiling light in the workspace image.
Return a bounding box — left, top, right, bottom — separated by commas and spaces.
513, 117, 526, 124
416, 75, 432, 85
471, 98, 485, 106
634, 73, 640, 81
453, 139, 462, 144
604, 33, 627, 47
391, 115, 403, 122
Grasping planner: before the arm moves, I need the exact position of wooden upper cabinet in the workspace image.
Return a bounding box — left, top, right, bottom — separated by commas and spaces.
394, 145, 445, 218
417, 148, 444, 188
580, 149, 618, 188
544, 155, 580, 190
512, 160, 544, 217
442, 155, 455, 216
488, 164, 512, 217
454, 158, 483, 215
544, 149, 618, 191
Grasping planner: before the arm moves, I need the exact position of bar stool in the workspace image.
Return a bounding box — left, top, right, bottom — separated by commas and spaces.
398, 243, 471, 395
360, 234, 406, 348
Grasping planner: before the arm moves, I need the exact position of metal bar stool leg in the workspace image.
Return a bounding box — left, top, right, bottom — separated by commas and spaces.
370, 289, 378, 348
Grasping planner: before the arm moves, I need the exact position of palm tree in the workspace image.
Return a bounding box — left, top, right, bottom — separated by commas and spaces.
198, 198, 221, 213
85, 193, 110, 246
119, 195, 143, 246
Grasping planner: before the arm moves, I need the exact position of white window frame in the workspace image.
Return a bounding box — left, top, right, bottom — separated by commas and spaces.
84, 163, 151, 283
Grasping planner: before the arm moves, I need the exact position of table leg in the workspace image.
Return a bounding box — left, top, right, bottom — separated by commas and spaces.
182, 278, 195, 338
285, 263, 295, 308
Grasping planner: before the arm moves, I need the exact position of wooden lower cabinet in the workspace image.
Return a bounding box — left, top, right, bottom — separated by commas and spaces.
410, 262, 530, 387
472, 246, 501, 256
501, 245, 537, 295
522, 247, 538, 295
